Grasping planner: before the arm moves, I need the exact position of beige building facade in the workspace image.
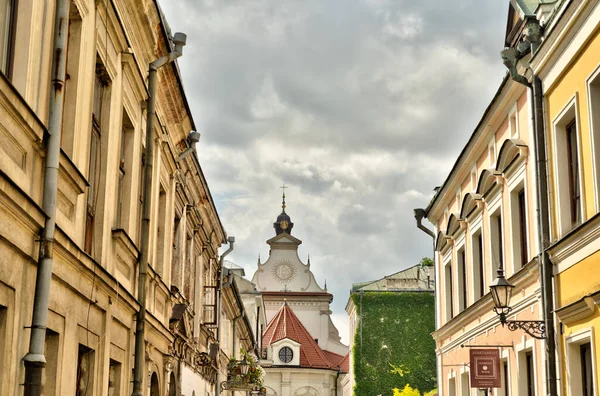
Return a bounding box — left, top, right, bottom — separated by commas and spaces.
423, 6, 548, 390
0, 1, 255, 396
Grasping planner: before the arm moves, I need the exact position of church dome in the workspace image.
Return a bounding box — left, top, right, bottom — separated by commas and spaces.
274, 210, 294, 235
273, 188, 294, 235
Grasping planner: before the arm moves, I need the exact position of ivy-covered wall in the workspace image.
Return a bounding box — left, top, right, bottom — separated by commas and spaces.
352, 292, 436, 396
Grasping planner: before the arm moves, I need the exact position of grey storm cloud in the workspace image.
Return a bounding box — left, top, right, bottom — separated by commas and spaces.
160, 0, 508, 342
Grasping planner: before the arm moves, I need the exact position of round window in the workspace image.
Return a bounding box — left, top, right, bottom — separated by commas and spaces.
279, 346, 293, 363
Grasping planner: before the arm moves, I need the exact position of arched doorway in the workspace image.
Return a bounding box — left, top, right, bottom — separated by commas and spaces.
150, 373, 159, 396
168, 372, 177, 396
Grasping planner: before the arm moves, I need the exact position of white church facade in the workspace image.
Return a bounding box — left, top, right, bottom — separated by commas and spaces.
251, 195, 349, 396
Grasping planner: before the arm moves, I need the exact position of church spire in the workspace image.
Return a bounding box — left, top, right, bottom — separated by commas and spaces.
274, 184, 294, 235
281, 183, 287, 213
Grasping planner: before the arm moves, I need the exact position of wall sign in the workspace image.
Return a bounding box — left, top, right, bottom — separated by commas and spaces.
470, 349, 501, 388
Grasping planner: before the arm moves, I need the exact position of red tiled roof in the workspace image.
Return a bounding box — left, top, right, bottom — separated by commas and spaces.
262, 303, 339, 370
338, 352, 350, 373
323, 350, 346, 370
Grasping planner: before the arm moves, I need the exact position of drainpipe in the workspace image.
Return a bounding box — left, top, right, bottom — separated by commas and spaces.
23, 1, 69, 395
334, 367, 341, 396
216, 236, 235, 396
132, 31, 187, 396
413, 207, 440, 393
414, 208, 435, 239
501, 20, 558, 396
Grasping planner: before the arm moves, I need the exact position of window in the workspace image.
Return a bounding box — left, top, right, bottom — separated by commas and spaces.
500, 359, 510, 396
202, 285, 217, 325
448, 377, 456, 396
61, 2, 83, 157
490, 211, 503, 278
444, 261, 454, 321
472, 231, 485, 299
460, 371, 469, 396
155, 187, 167, 277
0, 0, 15, 78
171, 216, 182, 289
108, 359, 121, 396
44, 330, 60, 396
116, 111, 134, 229
589, 69, 600, 211
525, 351, 535, 396
457, 248, 467, 312
279, 347, 293, 363
554, 101, 582, 235
184, 232, 192, 300
76, 345, 95, 396
84, 60, 111, 255
567, 120, 581, 226
0, 305, 6, 390
511, 187, 528, 270
580, 343, 594, 396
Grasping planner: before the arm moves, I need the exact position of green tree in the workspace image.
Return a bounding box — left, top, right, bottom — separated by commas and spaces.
419, 257, 434, 267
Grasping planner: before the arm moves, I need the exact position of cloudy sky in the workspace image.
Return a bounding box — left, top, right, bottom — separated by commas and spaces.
160, 0, 508, 343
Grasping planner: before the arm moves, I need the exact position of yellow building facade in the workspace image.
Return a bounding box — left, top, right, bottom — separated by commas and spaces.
532, 0, 600, 394
0, 1, 256, 396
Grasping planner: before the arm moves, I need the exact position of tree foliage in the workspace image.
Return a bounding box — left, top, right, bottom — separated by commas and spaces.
352, 292, 436, 396
419, 257, 434, 267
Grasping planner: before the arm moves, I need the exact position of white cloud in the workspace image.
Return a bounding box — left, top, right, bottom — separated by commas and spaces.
160, 0, 507, 333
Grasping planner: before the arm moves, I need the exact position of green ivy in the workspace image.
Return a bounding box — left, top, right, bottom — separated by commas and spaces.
352, 292, 436, 396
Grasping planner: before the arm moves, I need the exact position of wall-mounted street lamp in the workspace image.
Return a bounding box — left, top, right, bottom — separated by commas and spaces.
238, 356, 250, 375
489, 268, 546, 339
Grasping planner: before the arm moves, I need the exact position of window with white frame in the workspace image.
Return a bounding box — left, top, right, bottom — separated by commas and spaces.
566, 331, 596, 396
490, 209, 503, 278
444, 258, 454, 321
498, 358, 510, 396
518, 349, 535, 396
448, 377, 456, 396
460, 371, 469, 396
510, 184, 528, 270
457, 247, 467, 312
471, 229, 485, 300
553, 100, 582, 235
588, 68, 600, 212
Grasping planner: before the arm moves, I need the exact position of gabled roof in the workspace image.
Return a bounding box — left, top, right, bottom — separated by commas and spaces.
351, 264, 434, 292
262, 303, 339, 369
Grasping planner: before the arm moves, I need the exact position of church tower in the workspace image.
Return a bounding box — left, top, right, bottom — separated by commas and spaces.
251, 189, 348, 357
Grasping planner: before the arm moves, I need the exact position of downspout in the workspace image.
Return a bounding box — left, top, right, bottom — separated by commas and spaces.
413, 208, 440, 394
216, 236, 235, 396
335, 367, 341, 396
414, 208, 435, 239
132, 31, 187, 396
23, 1, 69, 395
501, 20, 558, 396
256, 305, 260, 355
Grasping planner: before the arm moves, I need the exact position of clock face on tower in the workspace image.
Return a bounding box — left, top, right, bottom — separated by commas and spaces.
272, 260, 296, 283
